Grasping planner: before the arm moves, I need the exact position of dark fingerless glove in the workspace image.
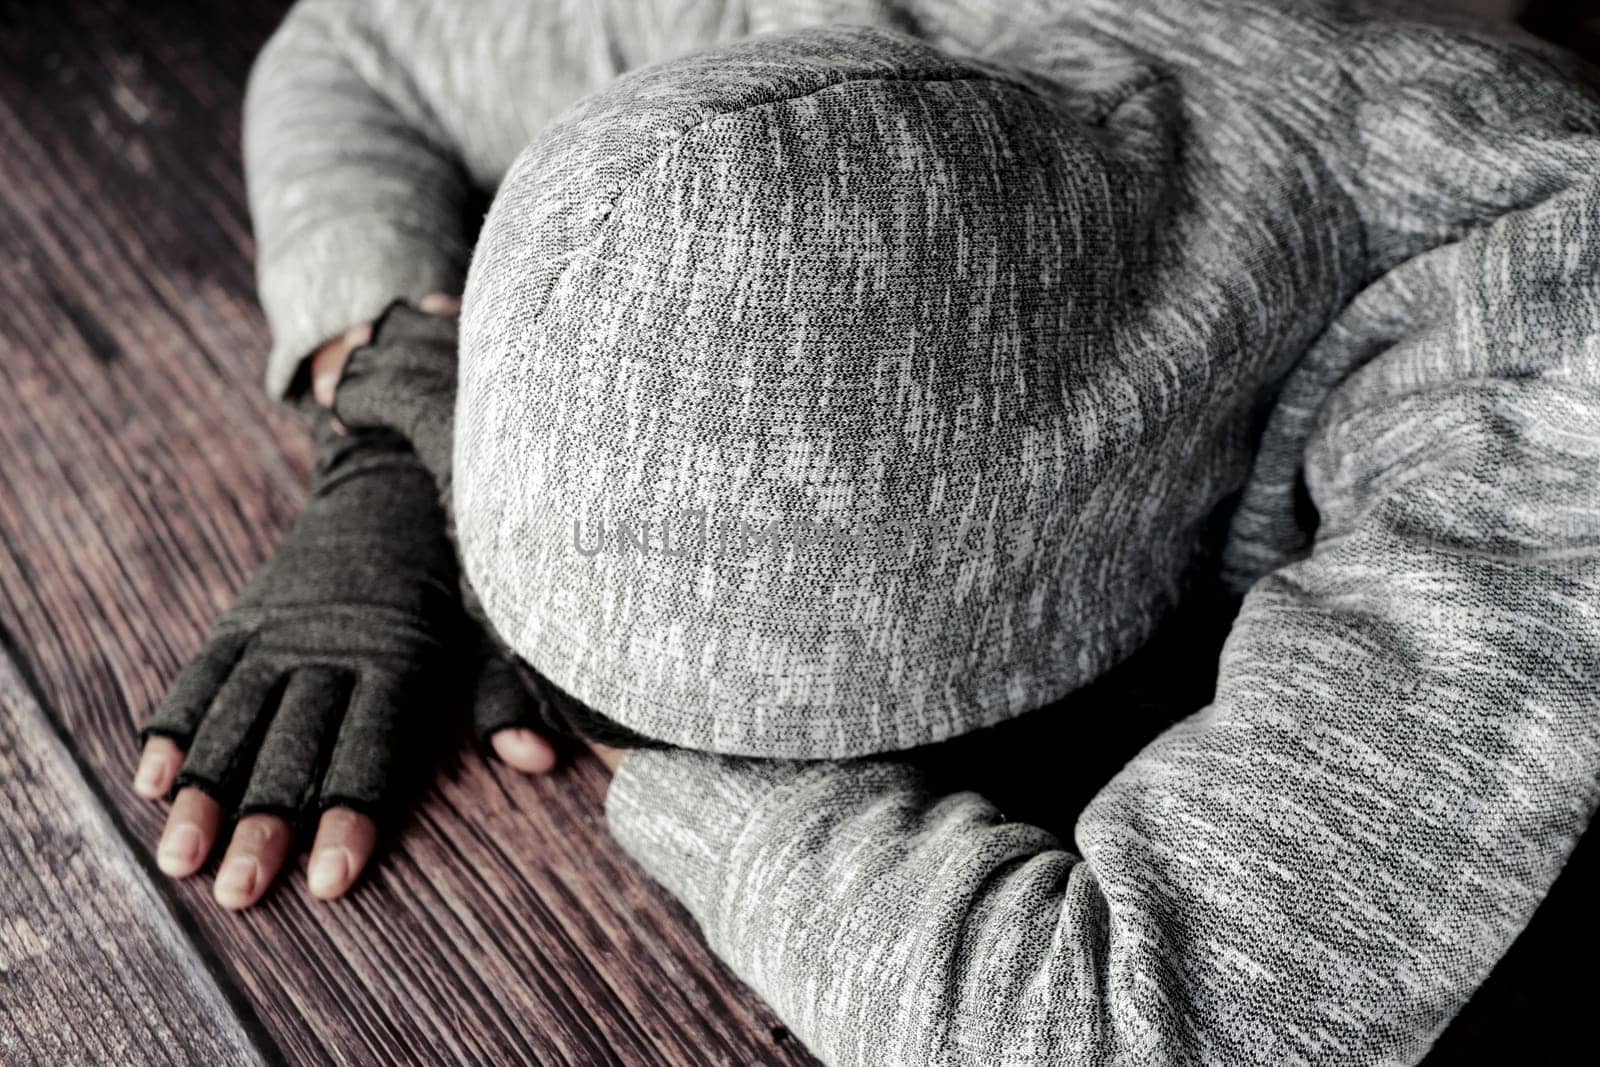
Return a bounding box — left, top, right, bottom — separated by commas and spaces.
333, 301, 558, 746
334, 300, 666, 752
144, 412, 462, 823
333, 301, 458, 494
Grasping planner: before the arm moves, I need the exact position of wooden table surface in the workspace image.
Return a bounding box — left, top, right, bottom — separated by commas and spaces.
0, 1, 1594, 1065
0, 2, 810, 1064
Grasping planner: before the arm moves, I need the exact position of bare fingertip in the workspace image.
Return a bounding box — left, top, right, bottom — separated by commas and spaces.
418, 292, 461, 315
133, 749, 174, 798
308, 848, 351, 899
492, 729, 558, 775
135, 736, 184, 795
156, 822, 204, 877
214, 857, 260, 910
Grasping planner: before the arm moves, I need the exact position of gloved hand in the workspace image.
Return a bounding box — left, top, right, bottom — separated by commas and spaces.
334, 299, 666, 760
333, 300, 458, 500
133, 404, 553, 911
143, 412, 463, 820
332, 300, 557, 747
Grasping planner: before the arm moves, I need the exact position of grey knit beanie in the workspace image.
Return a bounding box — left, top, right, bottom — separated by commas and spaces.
456, 25, 1196, 758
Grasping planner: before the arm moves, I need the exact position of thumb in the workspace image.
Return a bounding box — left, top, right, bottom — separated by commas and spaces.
472, 652, 559, 774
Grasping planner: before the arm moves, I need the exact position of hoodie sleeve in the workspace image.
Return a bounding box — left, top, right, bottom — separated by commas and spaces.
243, 0, 755, 396
603, 36, 1600, 1067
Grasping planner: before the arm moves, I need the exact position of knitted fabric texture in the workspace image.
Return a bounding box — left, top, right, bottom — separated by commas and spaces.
335, 300, 642, 745
333, 302, 551, 743
243, 1, 1600, 1062
456, 26, 1264, 756
145, 412, 462, 823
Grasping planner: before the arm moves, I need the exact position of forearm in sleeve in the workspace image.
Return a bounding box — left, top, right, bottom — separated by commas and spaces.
243, 0, 758, 395
605, 177, 1600, 1065
239, 0, 1315, 397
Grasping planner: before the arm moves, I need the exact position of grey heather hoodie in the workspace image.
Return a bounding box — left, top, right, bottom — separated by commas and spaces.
244, 1, 1600, 1062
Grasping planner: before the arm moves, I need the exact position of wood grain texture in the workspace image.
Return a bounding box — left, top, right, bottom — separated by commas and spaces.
0, 1, 1592, 1065
0, 2, 810, 1063
0, 650, 269, 1067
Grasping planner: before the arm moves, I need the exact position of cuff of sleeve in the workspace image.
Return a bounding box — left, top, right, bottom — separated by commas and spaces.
258, 228, 466, 398
604, 748, 790, 926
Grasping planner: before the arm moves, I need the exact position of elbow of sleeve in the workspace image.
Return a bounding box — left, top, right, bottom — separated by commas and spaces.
243, 5, 310, 136
243, 0, 362, 175
243, 2, 340, 158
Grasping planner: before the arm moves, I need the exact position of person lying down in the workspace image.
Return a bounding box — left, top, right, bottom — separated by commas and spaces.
130, 0, 1600, 1063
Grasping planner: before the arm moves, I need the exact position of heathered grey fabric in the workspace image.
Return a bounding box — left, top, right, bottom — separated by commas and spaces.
244, 1, 1600, 1063
455, 28, 1242, 756
333, 302, 551, 743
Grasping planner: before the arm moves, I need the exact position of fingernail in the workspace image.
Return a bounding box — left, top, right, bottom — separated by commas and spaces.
133, 753, 169, 796
499, 729, 534, 752
216, 857, 259, 905
494, 729, 556, 773
157, 823, 202, 874
308, 849, 349, 898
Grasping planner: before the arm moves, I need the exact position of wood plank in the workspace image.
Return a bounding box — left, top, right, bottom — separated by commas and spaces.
2, 2, 1589, 1065
0, 3, 811, 1063
0, 648, 270, 1067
